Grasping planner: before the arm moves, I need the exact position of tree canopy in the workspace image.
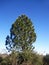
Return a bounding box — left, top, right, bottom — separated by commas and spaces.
5, 15, 36, 52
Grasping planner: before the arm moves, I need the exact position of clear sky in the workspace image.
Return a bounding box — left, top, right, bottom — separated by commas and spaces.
0, 0, 49, 55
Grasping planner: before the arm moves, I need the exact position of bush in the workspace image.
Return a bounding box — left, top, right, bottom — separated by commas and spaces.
0, 57, 3, 63
43, 54, 49, 65
17, 50, 43, 65
1, 60, 7, 65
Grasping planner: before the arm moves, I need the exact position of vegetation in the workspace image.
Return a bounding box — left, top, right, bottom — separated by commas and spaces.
0, 57, 3, 63
0, 15, 48, 65
0, 56, 12, 65
43, 54, 49, 65
5, 14, 37, 65
5, 15, 36, 52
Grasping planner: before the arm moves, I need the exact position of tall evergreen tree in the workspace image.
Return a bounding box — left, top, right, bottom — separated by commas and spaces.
5, 15, 36, 51
5, 15, 36, 52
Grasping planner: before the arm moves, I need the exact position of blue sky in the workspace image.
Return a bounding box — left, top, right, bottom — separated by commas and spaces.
0, 0, 49, 55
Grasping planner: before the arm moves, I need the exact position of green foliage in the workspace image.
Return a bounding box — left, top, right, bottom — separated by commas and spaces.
0, 57, 3, 63
5, 14, 36, 52
0, 56, 12, 65
5, 14, 43, 65
4, 57, 12, 65
9, 51, 18, 65
1, 60, 7, 65
43, 54, 49, 65
17, 50, 43, 65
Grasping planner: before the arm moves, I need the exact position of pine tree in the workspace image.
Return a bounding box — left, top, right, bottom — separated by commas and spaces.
5, 15, 36, 52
